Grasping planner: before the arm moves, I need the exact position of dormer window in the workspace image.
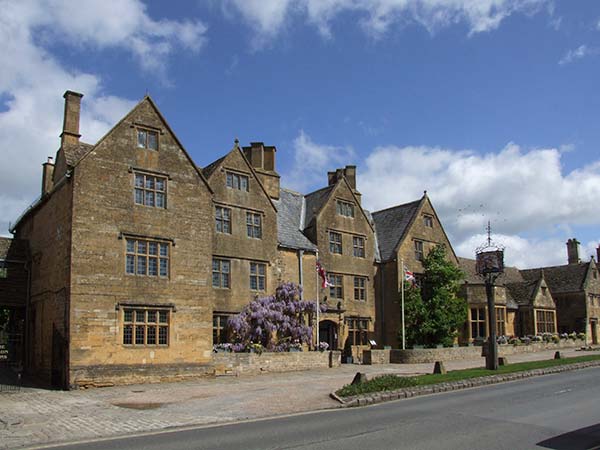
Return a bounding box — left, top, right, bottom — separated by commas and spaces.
424, 215, 433, 227
226, 172, 249, 191
137, 128, 158, 150
336, 200, 354, 218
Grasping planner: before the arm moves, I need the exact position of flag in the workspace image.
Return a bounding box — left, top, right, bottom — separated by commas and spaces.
404, 268, 415, 284
316, 261, 332, 289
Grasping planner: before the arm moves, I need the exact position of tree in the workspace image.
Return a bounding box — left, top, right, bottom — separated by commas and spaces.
402, 245, 467, 348
228, 282, 325, 352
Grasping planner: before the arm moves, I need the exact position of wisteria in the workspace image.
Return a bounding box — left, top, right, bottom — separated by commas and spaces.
228, 282, 327, 352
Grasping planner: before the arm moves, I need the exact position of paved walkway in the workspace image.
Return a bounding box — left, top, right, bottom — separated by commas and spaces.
0, 348, 584, 449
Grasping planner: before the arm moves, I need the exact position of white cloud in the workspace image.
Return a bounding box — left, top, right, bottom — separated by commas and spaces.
354, 142, 600, 268
558, 45, 599, 65
0, 0, 207, 235
284, 130, 356, 192
225, 0, 549, 45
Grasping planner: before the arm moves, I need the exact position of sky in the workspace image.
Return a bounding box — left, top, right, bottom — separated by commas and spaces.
1, 0, 599, 269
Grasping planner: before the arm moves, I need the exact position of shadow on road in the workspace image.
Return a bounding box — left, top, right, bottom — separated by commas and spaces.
537, 423, 600, 449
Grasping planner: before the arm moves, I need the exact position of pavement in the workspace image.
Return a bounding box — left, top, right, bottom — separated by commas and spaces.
0, 348, 586, 449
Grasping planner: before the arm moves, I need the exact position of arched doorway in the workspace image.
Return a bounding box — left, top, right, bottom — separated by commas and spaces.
319, 320, 338, 350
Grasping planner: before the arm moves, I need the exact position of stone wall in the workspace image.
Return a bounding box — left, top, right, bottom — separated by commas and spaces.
213, 350, 342, 376
363, 339, 586, 364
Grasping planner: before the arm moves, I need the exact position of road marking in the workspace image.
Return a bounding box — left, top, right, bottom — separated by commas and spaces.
554, 389, 572, 394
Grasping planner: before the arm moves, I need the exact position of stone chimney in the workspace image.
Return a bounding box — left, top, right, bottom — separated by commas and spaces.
596, 245, 600, 264
327, 165, 361, 204
242, 141, 280, 200
60, 90, 83, 147
567, 238, 580, 265
42, 156, 55, 195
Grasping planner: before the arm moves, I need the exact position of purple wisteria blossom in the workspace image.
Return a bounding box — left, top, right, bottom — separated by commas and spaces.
228, 282, 327, 352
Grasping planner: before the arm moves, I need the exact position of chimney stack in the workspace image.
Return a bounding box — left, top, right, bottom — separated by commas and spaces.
241, 141, 280, 200
596, 245, 600, 264
567, 238, 580, 265
61, 90, 83, 147
42, 156, 55, 195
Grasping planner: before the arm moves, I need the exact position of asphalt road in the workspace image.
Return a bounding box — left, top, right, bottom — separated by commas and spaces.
41, 367, 600, 450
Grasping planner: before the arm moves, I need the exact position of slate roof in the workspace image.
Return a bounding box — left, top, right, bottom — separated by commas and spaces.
506, 280, 539, 306
364, 210, 381, 262
458, 257, 525, 285
0, 237, 28, 262
521, 263, 589, 294
303, 185, 334, 228
63, 142, 94, 166
201, 155, 226, 179
274, 189, 318, 252
371, 199, 422, 262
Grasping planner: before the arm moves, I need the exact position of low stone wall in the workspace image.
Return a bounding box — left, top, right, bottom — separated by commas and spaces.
213, 350, 342, 376
70, 363, 214, 389
363, 339, 587, 364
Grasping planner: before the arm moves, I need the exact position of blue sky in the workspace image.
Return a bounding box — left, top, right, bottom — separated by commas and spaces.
1, 0, 600, 268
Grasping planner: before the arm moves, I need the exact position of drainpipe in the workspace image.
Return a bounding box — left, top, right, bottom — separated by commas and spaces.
298, 249, 304, 300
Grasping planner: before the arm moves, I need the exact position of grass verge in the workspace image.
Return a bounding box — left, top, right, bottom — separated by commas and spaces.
336, 354, 600, 398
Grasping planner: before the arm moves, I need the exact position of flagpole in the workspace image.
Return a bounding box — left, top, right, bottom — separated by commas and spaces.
401, 259, 406, 350
316, 250, 320, 350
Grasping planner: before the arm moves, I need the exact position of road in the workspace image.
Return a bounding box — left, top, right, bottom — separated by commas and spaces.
39, 366, 600, 450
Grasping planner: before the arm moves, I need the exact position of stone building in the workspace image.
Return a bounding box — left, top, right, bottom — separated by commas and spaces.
520, 239, 600, 343
372, 192, 458, 347
11, 92, 215, 388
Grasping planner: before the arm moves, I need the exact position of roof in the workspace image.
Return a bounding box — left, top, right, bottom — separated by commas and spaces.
274, 189, 318, 252
201, 155, 226, 179
371, 199, 421, 262
0, 237, 28, 262
63, 142, 94, 166
364, 210, 381, 262
521, 263, 589, 294
506, 280, 539, 306
303, 185, 334, 228
458, 257, 524, 285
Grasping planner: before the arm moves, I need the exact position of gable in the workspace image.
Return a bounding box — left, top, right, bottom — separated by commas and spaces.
314, 177, 373, 232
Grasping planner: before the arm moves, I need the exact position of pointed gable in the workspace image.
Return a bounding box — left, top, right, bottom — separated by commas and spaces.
521, 263, 589, 294
372, 199, 421, 262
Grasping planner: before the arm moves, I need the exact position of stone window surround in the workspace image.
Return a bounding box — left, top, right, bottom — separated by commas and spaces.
536, 309, 556, 334
328, 273, 344, 299
120, 232, 174, 279
495, 306, 506, 336
246, 211, 262, 239
470, 307, 486, 339
346, 317, 370, 346
215, 206, 232, 234
250, 261, 266, 291
336, 199, 355, 218
414, 239, 424, 261
213, 312, 235, 345
353, 276, 367, 301
352, 235, 365, 258
212, 257, 231, 289
133, 123, 163, 151
329, 231, 343, 254
423, 214, 433, 227
225, 169, 249, 192
133, 171, 167, 209
118, 303, 173, 347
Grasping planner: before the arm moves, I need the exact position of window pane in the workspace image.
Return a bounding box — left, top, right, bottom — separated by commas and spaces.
145, 191, 155, 207
126, 239, 135, 253
250, 277, 257, 290
126, 255, 135, 274
123, 325, 133, 344
135, 326, 145, 345
241, 176, 248, 191
124, 310, 133, 322
223, 221, 230, 234
137, 241, 147, 253
147, 326, 156, 344
226, 173, 233, 187
148, 242, 158, 255
222, 261, 230, 273
155, 178, 165, 191
233, 175, 240, 189
213, 259, 219, 271
135, 310, 145, 322
258, 277, 265, 291
258, 264, 265, 275
156, 193, 165, 208
145, 177, 154, 189
223, 273, 230, 288
148, 257, 158, 276
250, 263, 256, 274
159, 311, 168, 323
158, 326, 168, 345
159, 243, 168, 257
159, 259, 168, 277
147, 132, 158, 150
135, 174, 144, 187
135, 189, 144, 204
137, 130, 146, 148
212, 272, 220, 287
147, 311, 156, 323
137, 256, 146, 275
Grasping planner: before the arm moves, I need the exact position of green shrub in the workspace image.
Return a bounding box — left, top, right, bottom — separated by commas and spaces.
336, 374, 418, 397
